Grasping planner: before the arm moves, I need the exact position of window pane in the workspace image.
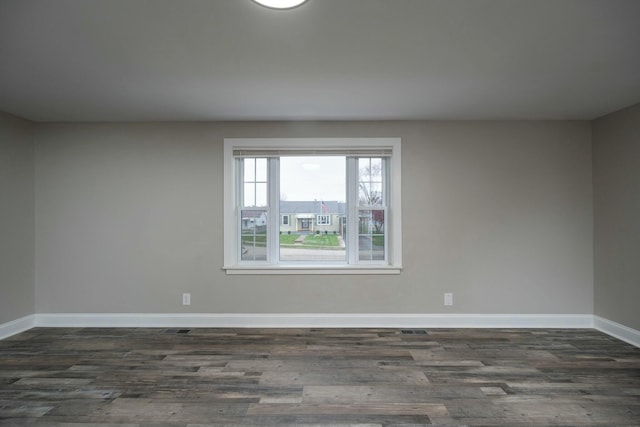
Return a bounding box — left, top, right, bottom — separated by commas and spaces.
279, 156, 346, 262
243, 183, 255, 207
241, 209, 267, 261
244, 158, 255, 182
358, 157, 385, 207
370, 183, 383, 206
358, 158, 370, 181
358, 183, 370, 206
370, 158, 382, 179
255, 183, 267, 207
358, 209, 385, 261
255, 158, 267, 182
359, 183, 383, 206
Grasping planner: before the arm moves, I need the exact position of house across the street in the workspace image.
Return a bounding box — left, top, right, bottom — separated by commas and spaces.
279, 201, 345, 235
240, 210, 267, 230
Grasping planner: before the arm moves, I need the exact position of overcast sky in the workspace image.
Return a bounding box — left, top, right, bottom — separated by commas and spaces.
280, 156, 346, 202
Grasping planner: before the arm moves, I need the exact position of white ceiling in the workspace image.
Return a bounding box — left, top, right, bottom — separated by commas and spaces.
1, 0, 639, 122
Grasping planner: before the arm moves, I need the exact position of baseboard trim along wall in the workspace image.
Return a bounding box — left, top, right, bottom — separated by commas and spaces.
0, 314, 36, 340
33, 313, 594, 329
593, 316, 640, 348
2, 313, 639, 347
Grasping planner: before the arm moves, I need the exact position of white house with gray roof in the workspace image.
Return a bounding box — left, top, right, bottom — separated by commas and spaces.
279, 201, 345, 235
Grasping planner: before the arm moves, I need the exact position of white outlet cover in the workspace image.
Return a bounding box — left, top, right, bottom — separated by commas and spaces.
444, 293, 453, 306
182, 293, 191, 305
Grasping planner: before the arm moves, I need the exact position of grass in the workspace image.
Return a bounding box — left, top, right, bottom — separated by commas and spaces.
372, 235, 385, 247
302, 234, 340, 247
241, 234, 266, 245
244, 232, 343, 249
279, 234, 300, 244
243, 234, 302, 245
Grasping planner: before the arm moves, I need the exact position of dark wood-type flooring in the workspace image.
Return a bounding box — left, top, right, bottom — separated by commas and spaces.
0, 327, 639, 426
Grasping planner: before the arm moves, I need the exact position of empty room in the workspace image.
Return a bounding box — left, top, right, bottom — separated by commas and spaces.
1, 0, 639, 425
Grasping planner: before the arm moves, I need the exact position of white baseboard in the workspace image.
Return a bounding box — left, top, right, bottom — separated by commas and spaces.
33, 313, 594, 329
9, 314, 640, 348
594, 315, 640, 348
0, 315, 36, 340
5, 313, 637, 348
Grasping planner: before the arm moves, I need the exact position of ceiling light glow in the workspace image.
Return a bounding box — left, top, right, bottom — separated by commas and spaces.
251, 0, 308, 10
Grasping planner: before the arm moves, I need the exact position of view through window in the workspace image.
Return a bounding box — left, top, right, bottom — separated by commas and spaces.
279, 156, 346, 262
240, 155, 388, 264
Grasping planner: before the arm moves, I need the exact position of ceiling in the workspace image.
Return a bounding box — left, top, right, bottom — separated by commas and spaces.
1, 0, 639, 122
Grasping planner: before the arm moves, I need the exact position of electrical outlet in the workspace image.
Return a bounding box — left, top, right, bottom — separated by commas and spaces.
182, 293, 191, 306
444, 292, 453, 306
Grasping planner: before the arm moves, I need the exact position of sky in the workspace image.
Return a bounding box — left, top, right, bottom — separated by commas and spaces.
280, 156, 346, 202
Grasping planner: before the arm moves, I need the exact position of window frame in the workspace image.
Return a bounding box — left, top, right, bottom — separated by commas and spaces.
223, 138, 402, 275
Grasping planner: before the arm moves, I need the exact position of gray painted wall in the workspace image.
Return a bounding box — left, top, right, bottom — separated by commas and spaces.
593, 103, 640, 331
0, 112, 35, 323
34, 121, 593, 315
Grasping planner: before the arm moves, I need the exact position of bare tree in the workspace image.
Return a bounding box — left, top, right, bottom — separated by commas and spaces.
358, 161, 384, 233
358, 161, 382, 205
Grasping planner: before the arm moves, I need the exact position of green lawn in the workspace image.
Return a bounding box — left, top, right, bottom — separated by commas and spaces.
372, 235, 385, 247
241, 234, 266, 245
279, 234, 300, 244
303, 234, 340, 247
243, 234, 302, 245
244, 233, 343, 249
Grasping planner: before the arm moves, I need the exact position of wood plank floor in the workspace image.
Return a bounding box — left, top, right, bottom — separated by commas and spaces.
0, 327, 639, 426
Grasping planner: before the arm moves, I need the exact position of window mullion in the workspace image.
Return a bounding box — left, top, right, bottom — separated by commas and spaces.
236, 159, 244, 261
346, 157, 358, 265
383, 158, 390, 263
267, 157, 280, 263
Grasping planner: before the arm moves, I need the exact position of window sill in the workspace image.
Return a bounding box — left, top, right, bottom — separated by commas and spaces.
222, 265, 402, 275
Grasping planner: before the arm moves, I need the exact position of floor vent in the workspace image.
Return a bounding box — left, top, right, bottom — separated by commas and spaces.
401, 329, 428, 335
165, 329, 191, 334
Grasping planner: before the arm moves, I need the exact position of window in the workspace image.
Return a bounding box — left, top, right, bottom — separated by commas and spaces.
316, 214, 331, 225
223, 138, 402, 274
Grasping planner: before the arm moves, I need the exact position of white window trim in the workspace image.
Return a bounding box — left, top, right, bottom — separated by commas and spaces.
223, 138, 402, 275
281, 214, 290, 225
